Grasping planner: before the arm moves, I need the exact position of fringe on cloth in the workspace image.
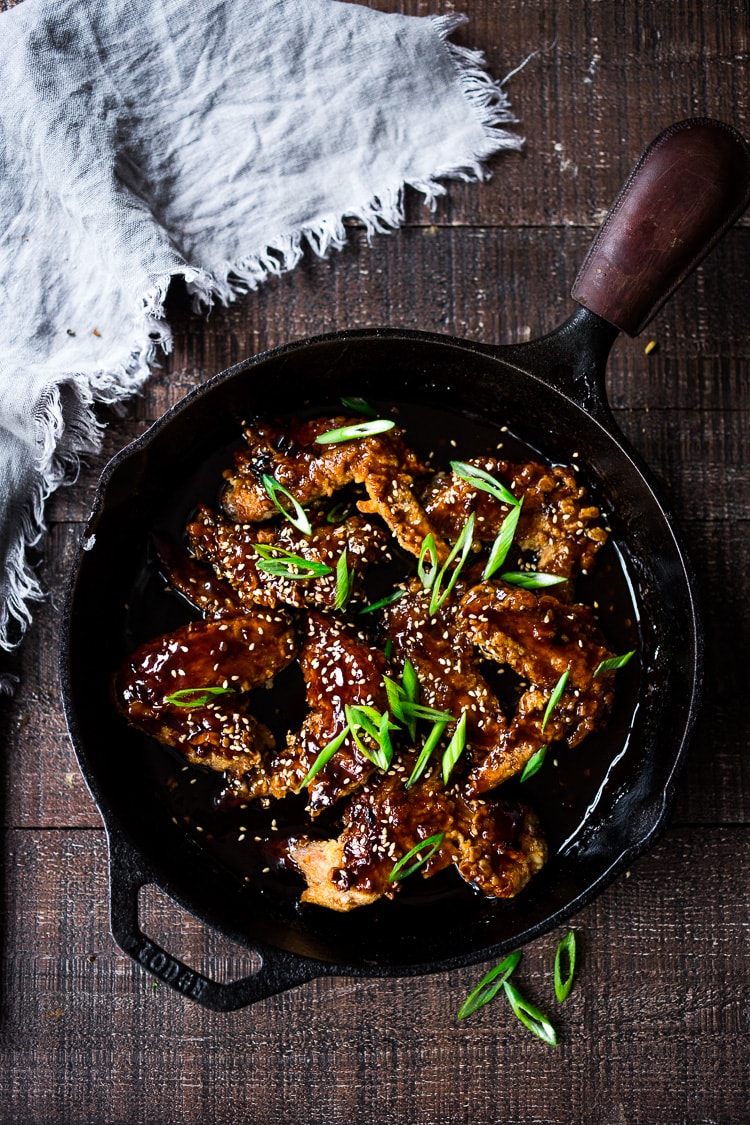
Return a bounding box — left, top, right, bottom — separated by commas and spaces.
0, 21, 528, 691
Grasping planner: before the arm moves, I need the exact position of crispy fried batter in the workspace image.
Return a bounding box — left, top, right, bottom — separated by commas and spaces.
115, 612, 297, 777
186, 504, 388, 612
222, 415, 446, 560
422, 456, 607, 577
154, 534, 243, 618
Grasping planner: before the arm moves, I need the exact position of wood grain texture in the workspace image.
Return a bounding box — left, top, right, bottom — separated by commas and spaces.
1, 0, 749, 1121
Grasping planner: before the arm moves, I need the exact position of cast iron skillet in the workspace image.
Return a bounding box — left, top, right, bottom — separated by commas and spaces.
61, 119, 750, 1010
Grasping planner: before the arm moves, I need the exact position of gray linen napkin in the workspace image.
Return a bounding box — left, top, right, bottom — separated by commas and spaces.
0, 0, 522, 681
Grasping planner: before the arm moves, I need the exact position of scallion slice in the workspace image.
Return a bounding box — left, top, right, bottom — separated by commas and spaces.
164, 685, 235, 708
501, 571, 567, 590
457, 950, 522, 1020
554, 929, 577, 1003
387, 832, 446, 884
428, 513, 475, 616
358, 589, 405, 615
261, 474, 312, 536
593, 650, 636, 677
334, 549, 352, 611
340, 395, 377, 418
442, 711, 468, 784
502, 981, 557, 1046
252, 544, 333, 581
417, 533, 439, 591
315, 419, 395, 444
450, 461, 520, 508
405, 719, 448, 789
483, 498, 523, 580
541, 670, 569, 733
519, 744, 547, 783
297, 725, 350, 790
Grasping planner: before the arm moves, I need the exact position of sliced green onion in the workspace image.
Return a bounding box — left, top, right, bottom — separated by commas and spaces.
502, 981, 557, 1045
457, 950, 522, 1020
261, 474, 312, 536
593, 649, 636, 677
383, 675, 406, 723
554, 930, 577, 1003
345, 704, 393, 772
501, 571, 567, 590
325, 500, 355, 524
541, 670, 569, 733
358, 589, 406, 615
384, 638, 394, 662
387, 832, 446, 884
429, 513, 475, 616
297, 725, 350, 790
164, 685, 235, 708
519, 744, 548, 782
252, 544, 333, 581
315, 420, 395, 444
442, 711, 468, 784
483, 499, 523, 580
418, 534, 439, 591
402, 659, 419, 739
450, 461, 520, 508
334, 549, 352, 611
340, 395, 377, 418
405, 720, 448, 789
400, 701, 457, 723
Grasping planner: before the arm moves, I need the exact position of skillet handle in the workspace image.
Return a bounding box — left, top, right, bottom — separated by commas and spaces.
572, 118, 750, 335
107, 831, 325, 1010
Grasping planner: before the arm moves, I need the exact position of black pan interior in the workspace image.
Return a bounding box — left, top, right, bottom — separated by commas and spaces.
64, 330, 699, 970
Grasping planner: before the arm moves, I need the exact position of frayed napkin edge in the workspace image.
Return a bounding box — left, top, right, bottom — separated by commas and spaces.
0, 14, 526, 686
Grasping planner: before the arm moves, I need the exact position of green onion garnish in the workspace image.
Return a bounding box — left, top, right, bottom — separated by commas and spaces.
261, 474, 312, 536
315, 420, 395, 444
384, 638, 394, 662
334, 549, 352, 611
297, 725, 350, 790
164, 685, 235, 708
402, 658, 419, 739
325, 500, 354, 524
340, 395, 377, 418
593, 650, 636, 677
501, 571, 567, 590
401, 701, 456, 723
442, 711, 468, 784
457, 951, 522, 1020
519, 744, 548, 782
428, 513, 475, 616
450, 461, 520, 508
345, 703, 394, 772
358, 589, 405, 615
252, 544, 333, 580
417, 533, 439, 591
554, 930, 577, 1003
541, 670, 569, 733
483, 498, 523, 580
405, 719, 449, 789
502, 981, 558, 1046
387, 832, 446, 884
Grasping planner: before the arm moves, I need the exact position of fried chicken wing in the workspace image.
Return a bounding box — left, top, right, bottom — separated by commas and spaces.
115, 612, 297, 778
222, 415, 446, 560
422, 457, 607, 577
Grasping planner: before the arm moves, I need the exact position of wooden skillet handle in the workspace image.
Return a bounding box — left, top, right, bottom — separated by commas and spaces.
572, 118, 750, 336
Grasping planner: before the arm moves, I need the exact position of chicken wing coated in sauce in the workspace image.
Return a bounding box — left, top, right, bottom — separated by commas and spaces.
115, 611, 297, 780
186, 504, 388, 612
422, 456, 607, 577
222, 415, 447, 560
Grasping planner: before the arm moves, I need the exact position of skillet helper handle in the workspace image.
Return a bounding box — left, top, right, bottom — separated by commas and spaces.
572, 118, 750, 335
107, 831, 323, 1011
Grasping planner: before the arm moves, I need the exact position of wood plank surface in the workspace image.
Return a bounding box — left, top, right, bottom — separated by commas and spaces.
1, 0, 749, 1122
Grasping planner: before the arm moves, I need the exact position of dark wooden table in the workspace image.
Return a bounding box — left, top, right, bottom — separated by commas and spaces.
2, 2, 748, 1122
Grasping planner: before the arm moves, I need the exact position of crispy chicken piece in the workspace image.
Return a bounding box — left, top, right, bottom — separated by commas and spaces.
422, 456, 608, 577
115, 612, 297, 779
229, 611, 389, 813
186, 505, 388, 612
458, 581, 615, 795
382, 578, 507, 757
287, 769, 546, 911
221, 415, 447, 560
